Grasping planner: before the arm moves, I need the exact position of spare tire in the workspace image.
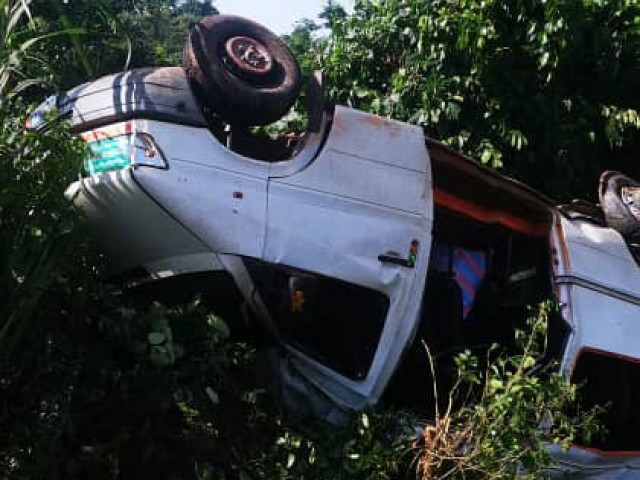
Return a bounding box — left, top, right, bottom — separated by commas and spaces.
599, 170, 640, 242
183, 15, 302, 126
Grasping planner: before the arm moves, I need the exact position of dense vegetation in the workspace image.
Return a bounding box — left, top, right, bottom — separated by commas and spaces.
295, 0, 640, 198
2, 0, 638, 478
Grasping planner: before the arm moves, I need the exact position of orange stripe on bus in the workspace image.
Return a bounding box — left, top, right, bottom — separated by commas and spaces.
433, 188, 548, 237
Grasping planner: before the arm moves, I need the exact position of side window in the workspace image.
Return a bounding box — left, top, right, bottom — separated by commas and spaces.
245, 259, 389, 380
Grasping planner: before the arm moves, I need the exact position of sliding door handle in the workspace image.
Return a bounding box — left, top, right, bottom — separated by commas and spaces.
378, 253, 414, 268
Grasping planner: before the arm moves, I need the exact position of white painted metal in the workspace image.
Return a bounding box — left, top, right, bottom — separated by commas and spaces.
264, 106, 433, 411
560, 216, 640, 295
320, 106, 430, 173
66, 168, 220, 277
132, 120, 269, 258
69, 111, 433, 414
550, 213, 640, 478
134, 159, 268, 258
71, 111, 433, 415
556, 215, 640, 369
130, 118, 333, 259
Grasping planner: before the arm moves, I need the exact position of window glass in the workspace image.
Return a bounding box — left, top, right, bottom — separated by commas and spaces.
245, 259, 389, 380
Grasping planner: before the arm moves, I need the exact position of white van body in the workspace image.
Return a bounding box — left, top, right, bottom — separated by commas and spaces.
47, 67, 640, 475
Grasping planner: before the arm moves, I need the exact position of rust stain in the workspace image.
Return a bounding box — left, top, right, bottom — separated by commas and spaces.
359, 114, 403, 138
388, 124, 403, 138
360, 114, 390, 129
332, 113, 348, 135
434, 188, 548, 237
146, 66, 185, 85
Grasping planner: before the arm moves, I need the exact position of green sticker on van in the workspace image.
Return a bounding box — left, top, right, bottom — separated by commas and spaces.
84, 135, 132, 174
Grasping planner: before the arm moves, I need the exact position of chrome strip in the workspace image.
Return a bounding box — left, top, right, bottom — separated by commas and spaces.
554, 275, 640, 307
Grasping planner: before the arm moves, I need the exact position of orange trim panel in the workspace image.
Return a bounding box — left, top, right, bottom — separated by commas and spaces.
433, 188, 548, 237
80, 122, 132, 142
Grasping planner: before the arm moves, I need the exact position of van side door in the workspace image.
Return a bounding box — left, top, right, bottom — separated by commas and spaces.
259, 107, 433, 413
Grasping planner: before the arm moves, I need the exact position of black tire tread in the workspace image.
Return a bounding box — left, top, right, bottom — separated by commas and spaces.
599, 170, 640, 241
183, 15, 302, 126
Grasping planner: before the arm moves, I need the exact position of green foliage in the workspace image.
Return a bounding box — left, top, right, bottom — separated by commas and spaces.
251, 411, 414, 480
28, 0, 218, 91
0, 289, 265, 478
0, 111, 264, 475
415, 302, 604, 479
0, 104, 93, 477
0, 0, 71, 97
0, 7, 273, 474
0, 104, 88, 354
0, 0, 35, 95
283, 1, 347, 73
316, 0, 640, 198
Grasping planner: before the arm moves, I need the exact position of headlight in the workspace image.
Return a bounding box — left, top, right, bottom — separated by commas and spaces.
25, 95, 69, 131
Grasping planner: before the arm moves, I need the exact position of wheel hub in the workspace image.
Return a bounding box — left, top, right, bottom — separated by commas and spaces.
224, 36, 273, 76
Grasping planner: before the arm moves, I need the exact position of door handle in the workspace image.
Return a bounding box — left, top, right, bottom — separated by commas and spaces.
378, 253, 414, 268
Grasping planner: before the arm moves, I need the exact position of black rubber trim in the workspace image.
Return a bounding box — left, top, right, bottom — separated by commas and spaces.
555, 274, 640, 306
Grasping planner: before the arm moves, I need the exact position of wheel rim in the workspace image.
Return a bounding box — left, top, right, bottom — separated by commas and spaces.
621, 185, 640, 220
224, 36, 273, 79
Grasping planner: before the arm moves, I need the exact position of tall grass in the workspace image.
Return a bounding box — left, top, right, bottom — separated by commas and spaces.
0, 0, 89, 354
0, 0, 54, 97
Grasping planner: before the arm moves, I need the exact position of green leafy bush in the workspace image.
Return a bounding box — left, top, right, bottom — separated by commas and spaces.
414, 302, 604, 479
0, 102, 88, 353
316, 0, 640, 198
